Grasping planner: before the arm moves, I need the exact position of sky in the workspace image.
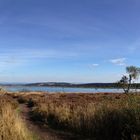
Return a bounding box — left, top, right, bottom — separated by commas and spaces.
0, 0, 140, 83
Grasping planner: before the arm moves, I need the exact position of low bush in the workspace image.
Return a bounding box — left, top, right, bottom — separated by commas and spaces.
17, 97, 27, 104
27, 98, 35, 108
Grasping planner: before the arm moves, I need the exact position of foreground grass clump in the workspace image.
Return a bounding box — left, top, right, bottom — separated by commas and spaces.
0, 96, 35, 140
29, 93, 140, 140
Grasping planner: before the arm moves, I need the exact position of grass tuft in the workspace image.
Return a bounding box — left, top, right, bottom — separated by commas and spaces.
0, 96, 36, 140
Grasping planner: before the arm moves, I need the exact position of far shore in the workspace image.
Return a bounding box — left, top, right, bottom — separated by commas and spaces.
4, 91, 139, 96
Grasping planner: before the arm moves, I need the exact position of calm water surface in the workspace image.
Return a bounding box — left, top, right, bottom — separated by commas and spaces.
2, 86, 124, 93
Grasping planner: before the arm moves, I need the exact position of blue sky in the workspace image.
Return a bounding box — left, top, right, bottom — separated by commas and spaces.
0, 0, 140, 83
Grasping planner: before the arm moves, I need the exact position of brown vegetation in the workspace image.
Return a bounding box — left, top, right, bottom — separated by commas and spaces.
12, 92, 140, 140
0, 95, 36, 140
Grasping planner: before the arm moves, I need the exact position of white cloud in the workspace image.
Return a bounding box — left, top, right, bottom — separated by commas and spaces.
92, 64, 99, 67
110, 58, 126, 66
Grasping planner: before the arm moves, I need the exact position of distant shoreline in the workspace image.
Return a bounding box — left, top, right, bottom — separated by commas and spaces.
1, 82, 140, 89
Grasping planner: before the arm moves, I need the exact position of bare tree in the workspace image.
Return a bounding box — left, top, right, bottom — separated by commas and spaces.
119, 66, 140, 93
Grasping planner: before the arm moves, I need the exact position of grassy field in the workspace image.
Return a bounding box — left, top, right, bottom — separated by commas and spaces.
0, 94, 36, 140
11, 92, 140, 140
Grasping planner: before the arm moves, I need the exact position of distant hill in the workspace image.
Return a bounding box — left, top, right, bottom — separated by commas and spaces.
25, 82, 140, 89
25, 82, 74, 87
24, 82, 123, 88
1, 82, 140, 89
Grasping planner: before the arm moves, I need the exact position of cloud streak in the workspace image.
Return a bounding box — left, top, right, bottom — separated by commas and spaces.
0, 47, 82, 69
110, 58, 126, 66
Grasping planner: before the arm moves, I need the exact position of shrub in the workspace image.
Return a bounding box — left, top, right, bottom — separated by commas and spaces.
17, 97, 26, 104
27, 98, 35, 108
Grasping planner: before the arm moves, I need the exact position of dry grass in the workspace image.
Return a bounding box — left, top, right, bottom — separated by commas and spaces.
0, 95, 36, 140
26, 93, 140, 140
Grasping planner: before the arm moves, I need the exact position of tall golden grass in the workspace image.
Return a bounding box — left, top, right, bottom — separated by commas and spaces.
29, 93, 140, 140
0, 96, 36, 140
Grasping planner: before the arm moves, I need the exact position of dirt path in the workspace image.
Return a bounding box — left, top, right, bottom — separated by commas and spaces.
19, 104, 84, 140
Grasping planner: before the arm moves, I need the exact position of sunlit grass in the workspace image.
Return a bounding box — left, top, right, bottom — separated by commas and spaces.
0, 95, 36, 140
28, 93, 140, 140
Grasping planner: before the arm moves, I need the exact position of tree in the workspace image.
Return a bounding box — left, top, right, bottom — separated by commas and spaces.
119, 66, 140, 93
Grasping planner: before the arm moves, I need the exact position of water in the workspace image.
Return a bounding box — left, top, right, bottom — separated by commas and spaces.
2, 86, 124, 93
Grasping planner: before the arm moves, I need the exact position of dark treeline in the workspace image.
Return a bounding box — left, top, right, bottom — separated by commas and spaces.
73, 83, 140, 89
